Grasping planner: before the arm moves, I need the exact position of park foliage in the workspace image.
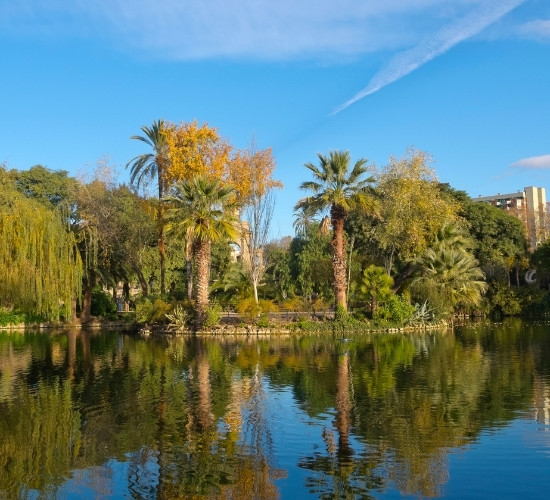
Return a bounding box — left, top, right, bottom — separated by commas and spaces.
1, 119, 548, 330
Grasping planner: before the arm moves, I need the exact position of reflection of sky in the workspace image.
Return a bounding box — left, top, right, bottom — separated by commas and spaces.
34, 363, 550, 499
444, 418, 550, 499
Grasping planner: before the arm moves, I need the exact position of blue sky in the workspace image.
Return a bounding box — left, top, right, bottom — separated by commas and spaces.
1, 0, 549, 237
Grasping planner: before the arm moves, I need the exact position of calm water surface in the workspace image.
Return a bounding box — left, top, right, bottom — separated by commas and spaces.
1, 319, 549, 499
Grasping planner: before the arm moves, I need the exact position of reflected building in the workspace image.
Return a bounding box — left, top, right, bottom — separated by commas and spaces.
533, 376, 550, 426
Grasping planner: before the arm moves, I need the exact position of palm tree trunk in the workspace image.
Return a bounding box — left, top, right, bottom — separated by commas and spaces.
194, 239, 211, 329
159, 221, 166, 295
331, 205, 348, 311
158, 174, 166, 295
185, 235, 193, 300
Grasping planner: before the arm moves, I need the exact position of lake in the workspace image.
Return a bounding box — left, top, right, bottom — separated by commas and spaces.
1, 319, 549, 499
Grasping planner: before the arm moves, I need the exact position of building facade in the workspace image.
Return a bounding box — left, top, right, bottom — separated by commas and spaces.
472, 186, 547, 249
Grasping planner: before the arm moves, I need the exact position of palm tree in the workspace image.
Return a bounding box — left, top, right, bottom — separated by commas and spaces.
126, 119, 169, 294
292, 205, 317, 238
414, 247, 487, 316
164, 176, 238, 329
359, 264, 394, 316
295, 150, 374, 311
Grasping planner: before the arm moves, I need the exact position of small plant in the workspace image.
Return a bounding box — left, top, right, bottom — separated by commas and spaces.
204, 304, 223, 328
409, 301, 434, 325
282, 296, 307, 312
236, 297, 261, 322
165, 303, 190, 329
256, 314, 272, 328
334, 304, 354, 324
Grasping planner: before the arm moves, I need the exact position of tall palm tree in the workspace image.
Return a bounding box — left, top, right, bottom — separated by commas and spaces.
295, 150, 374, 311
126, 119, 169, 294
164, 176, 238, 329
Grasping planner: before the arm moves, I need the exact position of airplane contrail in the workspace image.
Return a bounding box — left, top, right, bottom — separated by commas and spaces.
332, 0, 527, 115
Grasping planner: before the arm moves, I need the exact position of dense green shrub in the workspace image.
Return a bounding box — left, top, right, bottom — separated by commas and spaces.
236, 298, 277, 323
486, 283, 522, 317
135, 297, 172, 324
373, 295, 415, 326
0, 310, 46, 326
90, 289, 117, 317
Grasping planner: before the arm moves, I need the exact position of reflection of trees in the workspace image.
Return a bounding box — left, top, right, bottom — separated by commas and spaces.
1, 323, 548, 498
0, 378, 82, 498
0, 335, 32, 401
299, 348, 385, 499
217, 359, 286, 500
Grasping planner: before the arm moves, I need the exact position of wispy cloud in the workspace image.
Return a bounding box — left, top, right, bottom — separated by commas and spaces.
518, 19, 550, 41
0, 1, 497, 60
511, 155, 550, 169
333, 0, 527, 114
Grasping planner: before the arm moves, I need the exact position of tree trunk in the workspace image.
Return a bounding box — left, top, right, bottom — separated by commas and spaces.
81, 284, 93, 324
186, 235, 194, 300
194, 239, 211, 330
159, 224, 166, 295
331, 205, 348, 312
134, 266, 149, 297
253, 280, 259, 305
69, 297, 78, 325
158, 174, 166, 295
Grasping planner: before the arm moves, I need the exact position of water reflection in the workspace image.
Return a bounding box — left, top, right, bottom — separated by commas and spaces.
0, 320, 549, 498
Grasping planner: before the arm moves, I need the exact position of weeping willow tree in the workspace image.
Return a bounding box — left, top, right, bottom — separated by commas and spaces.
0, 180, 82, 320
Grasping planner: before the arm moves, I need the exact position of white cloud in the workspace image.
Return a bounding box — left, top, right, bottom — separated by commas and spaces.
518, 19, 550, 41
0, 1, 493, 60
333, 0, 527, 113
511, 155, 550, 169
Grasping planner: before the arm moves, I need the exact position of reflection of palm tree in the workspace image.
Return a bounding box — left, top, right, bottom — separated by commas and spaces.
334, 351, 353, 465
295, 151, 374, 311
196, 354, 214, 430
127, 120, 169, 294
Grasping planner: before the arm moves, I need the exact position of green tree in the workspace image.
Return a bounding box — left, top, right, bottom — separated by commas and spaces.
530, 237, 550, 284
295, 150, 374, 311
358, 265, 394, 316
164, 176, 238, 329
110, 185, 158, 296
289, 228, 333, 301
264, 245, 294, 301
126, 119, 169, 294
9, 164, 76, 214
0, 169, 82, 320
460, 199, 528, 285
373, 149, 458, 275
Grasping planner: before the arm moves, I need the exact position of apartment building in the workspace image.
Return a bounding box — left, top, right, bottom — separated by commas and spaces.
472, 186, 547, 249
